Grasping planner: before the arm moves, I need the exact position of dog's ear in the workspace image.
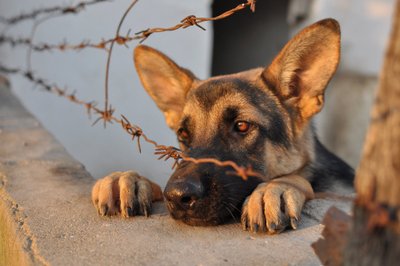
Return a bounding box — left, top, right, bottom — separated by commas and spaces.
263, 18, 340, 121
134, 45, 196, 130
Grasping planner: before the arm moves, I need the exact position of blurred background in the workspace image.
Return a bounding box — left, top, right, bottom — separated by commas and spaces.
0, 0, 395, 188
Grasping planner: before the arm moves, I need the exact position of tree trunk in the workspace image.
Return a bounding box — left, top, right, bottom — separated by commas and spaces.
313, 1, 400, 265
343, 1, 400, 264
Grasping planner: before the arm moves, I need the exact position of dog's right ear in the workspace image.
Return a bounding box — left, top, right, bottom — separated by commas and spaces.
262, 18, 340, 125
134, 45, 196, 130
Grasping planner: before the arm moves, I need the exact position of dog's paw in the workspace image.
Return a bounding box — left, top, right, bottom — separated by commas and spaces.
91, 171, 163, 218
241, 176, 313, 234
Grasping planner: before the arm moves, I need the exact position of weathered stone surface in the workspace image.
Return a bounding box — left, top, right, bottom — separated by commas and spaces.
0, 79, 353, 265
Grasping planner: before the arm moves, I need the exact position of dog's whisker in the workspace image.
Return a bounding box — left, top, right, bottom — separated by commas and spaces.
227, 202, 241, 213
221, 182, 246, 188
224, 195, 243, 205
222, 202, 238, 223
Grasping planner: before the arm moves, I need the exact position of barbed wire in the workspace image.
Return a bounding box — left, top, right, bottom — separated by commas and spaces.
0, 0, 264, 181
102, 0, 256, 128
0, 0, 110, 25
0, 0, 256, 130
0, 0, 256, 52
1, 0, 353, 201
0, 64, 263, 181
104, 0, 139, 128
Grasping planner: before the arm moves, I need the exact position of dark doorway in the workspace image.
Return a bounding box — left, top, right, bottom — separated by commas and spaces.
211, 1, 289, 76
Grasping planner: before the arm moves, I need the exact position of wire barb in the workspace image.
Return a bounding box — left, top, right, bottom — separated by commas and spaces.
120, 114, 146, 153
249, 0, 257, 13
155, 145, 182, 169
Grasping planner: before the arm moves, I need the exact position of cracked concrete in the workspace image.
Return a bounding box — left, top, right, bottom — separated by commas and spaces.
0, 78, 353, 265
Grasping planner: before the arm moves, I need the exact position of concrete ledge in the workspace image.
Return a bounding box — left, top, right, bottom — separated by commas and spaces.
0, 79, 352, 265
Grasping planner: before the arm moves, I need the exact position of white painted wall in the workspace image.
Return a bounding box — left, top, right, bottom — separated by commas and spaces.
0, 0, 212, 187
293, 0, 395, 76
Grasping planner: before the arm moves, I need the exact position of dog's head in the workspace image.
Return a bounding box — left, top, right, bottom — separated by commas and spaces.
134, 19, 340, 226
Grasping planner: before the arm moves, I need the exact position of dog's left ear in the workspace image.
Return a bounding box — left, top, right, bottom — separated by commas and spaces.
263, 18, 340, 121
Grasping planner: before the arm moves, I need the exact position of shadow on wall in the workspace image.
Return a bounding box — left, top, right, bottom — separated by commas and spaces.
212, 0, 289, 75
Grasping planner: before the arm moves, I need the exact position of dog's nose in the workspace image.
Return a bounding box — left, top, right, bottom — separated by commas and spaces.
164, 179, 204, 210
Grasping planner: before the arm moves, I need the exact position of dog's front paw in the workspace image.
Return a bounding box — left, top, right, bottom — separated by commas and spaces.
91, 171, 163, 218
241, 176, 314, 234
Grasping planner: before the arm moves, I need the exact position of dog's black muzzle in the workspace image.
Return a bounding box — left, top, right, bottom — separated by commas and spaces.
163, 151, 262, 226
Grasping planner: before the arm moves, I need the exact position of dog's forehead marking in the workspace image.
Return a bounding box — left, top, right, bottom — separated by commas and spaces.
182, 75, 286, 146
191, 78, 264, 111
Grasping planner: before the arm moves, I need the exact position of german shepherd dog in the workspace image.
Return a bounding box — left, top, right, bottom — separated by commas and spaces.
92, 19, 354, 234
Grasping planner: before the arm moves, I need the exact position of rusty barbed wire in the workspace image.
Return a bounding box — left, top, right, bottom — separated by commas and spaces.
0, 36, 31, 48
26, 14, 60, 72
104, 0, 139, 128
0, 0, 256, 129
134, 0, 256, 43
0, 64, 264, 181
154, 146, 265, 181
0, 64, 112, 124
0, 0, 110, 25
0, 0, 264, 182
0, 0, 256, 53
1, 0, 358, 203
155, 145, 182, 170
0, 34, 109, 52
101, 0, 255, 129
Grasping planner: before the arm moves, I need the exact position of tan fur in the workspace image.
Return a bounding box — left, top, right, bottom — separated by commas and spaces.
91, 19, 341, 233
242, 175, 314, 233
92, 171, 163, 217
182, 92, 268, 147
134, 46, 197, 129
264, 126, 316, 180
240, 20, 339, 233
263, 19, 340, 129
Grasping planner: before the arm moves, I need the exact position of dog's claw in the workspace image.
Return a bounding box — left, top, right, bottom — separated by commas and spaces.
100, 205, 108, 216
268, 222, 277, 231
143, 204, 150, 217
251, 223, 259, 233
241, 217, 248, 231
133, 199, 140, 215
290, 217, 298, 229
126, 206, 134, 217
140, 201, 151, 217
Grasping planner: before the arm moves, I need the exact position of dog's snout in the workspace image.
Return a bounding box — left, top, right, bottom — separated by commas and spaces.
164, 179, 204, 210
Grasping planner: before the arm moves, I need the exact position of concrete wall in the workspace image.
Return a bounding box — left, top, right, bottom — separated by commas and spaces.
291, 0, 394, 76
0, 0, 212, 186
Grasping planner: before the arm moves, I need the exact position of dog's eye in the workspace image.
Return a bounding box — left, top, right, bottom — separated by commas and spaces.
177, 128, 189, 142
234, 121, 251, 134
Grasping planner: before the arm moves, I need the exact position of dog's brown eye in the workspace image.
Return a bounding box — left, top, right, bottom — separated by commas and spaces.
234, 121, 251, 133
177, 128, 189, 141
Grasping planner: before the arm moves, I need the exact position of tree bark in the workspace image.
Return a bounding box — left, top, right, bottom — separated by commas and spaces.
343, 0, 400, 264
313, 1, 400, 265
